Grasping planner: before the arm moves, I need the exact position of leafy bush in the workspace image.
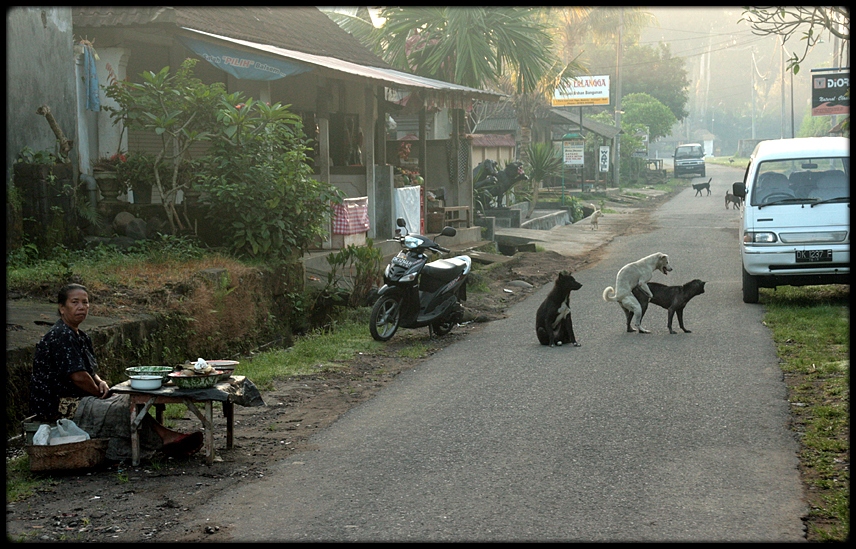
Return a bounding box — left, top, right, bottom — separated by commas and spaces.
198, 96, 343, 262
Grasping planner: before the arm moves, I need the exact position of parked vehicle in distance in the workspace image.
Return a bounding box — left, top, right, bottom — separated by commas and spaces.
672, 143, 706, 178
732, 136, 850, 303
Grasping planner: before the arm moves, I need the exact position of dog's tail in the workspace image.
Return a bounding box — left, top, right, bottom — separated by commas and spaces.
602, 286, 617, 302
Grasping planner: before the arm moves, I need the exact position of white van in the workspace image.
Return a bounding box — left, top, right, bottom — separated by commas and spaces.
732, 136, 849, 303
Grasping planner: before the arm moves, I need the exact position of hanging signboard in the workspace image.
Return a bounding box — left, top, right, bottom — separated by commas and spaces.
811, 69, 850, 116
552, 75, 610, 107
599, 146, 610, 173
563, 139, 585, 166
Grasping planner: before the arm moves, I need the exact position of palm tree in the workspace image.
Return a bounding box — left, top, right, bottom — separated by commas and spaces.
524, 142, 564, 219
375, 7, 555, 94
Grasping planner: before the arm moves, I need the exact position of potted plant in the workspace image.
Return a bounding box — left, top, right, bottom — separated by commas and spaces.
91, 152, 127, 203
116, 152, 155, 205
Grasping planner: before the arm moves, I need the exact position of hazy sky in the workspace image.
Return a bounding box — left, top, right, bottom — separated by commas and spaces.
637, 7, 841, 134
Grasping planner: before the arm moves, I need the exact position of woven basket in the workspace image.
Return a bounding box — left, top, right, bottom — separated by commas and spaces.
26, 438, 109, 472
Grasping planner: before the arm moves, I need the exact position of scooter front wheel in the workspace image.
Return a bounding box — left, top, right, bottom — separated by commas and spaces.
370, 295, 401, 341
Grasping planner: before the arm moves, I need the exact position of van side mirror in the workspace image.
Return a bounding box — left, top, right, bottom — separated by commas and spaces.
732, 182, 745, 199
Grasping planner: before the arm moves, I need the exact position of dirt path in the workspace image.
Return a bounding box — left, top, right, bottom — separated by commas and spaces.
5, 193, 668, 542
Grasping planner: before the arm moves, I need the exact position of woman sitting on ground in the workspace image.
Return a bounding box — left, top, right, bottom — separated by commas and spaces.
29, 283, 203, 461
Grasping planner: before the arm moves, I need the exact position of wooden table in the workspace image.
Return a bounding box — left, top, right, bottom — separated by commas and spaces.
111, 375, 264, 466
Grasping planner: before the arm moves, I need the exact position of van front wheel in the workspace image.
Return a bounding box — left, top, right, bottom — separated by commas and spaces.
742, 267, 759, 303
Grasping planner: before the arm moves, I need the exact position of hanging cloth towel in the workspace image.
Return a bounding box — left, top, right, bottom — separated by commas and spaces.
83, 44, 101, 112
332, 197, 370, 235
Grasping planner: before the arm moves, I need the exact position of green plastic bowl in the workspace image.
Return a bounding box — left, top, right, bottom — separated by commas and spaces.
168, 371, 224, 389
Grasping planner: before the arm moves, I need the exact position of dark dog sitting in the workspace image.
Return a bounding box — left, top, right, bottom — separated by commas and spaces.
536, 271, 582, 347
622, 279, 706, 334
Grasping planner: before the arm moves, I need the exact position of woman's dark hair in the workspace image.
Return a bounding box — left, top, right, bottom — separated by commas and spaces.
57, 283, 89, 306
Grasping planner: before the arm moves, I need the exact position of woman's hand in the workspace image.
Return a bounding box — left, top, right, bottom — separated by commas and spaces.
97, 378, 110, 398
70, 371, 110, 399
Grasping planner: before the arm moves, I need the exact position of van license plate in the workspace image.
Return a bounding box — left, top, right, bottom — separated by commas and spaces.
796, 250, 832, 263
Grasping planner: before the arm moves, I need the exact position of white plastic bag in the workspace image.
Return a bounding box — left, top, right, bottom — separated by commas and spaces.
33, 424, 52, 446
42, 419, 91, 445
55, 418, 90, 440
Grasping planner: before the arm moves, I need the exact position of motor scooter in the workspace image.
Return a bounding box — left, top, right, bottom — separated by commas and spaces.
369, 218, 471, 341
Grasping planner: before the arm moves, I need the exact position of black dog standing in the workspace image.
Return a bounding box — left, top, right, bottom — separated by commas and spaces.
536, 271, 582, 347
623, 279, 706, 334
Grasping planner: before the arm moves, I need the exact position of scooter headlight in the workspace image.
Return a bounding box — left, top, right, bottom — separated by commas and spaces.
404, 236, 421, 249
399, 273, 417, 283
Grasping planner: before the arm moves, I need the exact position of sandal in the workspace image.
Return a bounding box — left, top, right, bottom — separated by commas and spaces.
161, 431, 204, 459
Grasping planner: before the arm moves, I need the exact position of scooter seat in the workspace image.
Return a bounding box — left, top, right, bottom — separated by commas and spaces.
422, 258, 467, 281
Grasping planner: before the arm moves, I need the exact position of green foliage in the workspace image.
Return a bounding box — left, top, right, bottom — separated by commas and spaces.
199, 95, 344, 262
376, 7, 555, 94
525, 142, 564, 183
15, 146, 63, 166
324, 239, 383, 307
103, 59, 223, 234
621, 92, 678, 142
621, 43, 690, 121
242, 311, 382, 389
797, 112, 835, 137
565, 195, 584, 222
115, 152, 161, 195
5, 235, 208, 294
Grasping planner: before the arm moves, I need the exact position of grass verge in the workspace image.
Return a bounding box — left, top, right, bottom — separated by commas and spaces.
760, 284, 849, 542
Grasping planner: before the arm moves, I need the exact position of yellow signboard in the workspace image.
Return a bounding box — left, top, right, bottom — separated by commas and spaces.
553, 96, 610, 107
552, 75, 611, 108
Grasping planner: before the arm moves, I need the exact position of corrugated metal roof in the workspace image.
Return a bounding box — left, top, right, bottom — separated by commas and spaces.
72, 7, 394, 69
549, 109, 621, 139
473, 118, 518, 133
72, 7, 505, 105
471, 134, 516, 147
181, 28, 505, 106
475, 108, 620, 140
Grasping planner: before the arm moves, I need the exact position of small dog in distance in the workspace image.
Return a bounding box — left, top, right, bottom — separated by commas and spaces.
536, 271, 582, 347
622, 279, 706, 334
725, 190, 742, 209
590, 209, 603, 230
692, 178, 712, 196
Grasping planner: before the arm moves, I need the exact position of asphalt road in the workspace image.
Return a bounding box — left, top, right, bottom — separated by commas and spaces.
199, 164, 806, 542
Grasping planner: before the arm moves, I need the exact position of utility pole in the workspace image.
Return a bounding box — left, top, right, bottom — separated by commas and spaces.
613, 8, 623, 188
750, 48, 758, 140
780, 37, 785, 139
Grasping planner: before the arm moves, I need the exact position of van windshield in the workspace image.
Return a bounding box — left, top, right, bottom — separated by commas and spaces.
751, 156, 849, 207
675, 145, 703, 159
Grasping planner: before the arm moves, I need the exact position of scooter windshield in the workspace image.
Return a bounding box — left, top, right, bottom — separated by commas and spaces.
404, 235, 427, 249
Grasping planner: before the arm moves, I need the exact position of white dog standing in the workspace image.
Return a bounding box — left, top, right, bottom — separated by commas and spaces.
590, 209, 602, 230
602, 252, 672, 333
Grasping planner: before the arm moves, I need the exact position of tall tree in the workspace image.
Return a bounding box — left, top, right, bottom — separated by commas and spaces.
375, 7, 554, 94
620, 92, 677, 142
621, 43, 690, 122
374, 7, 577, 168
740, 7, 849, 73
